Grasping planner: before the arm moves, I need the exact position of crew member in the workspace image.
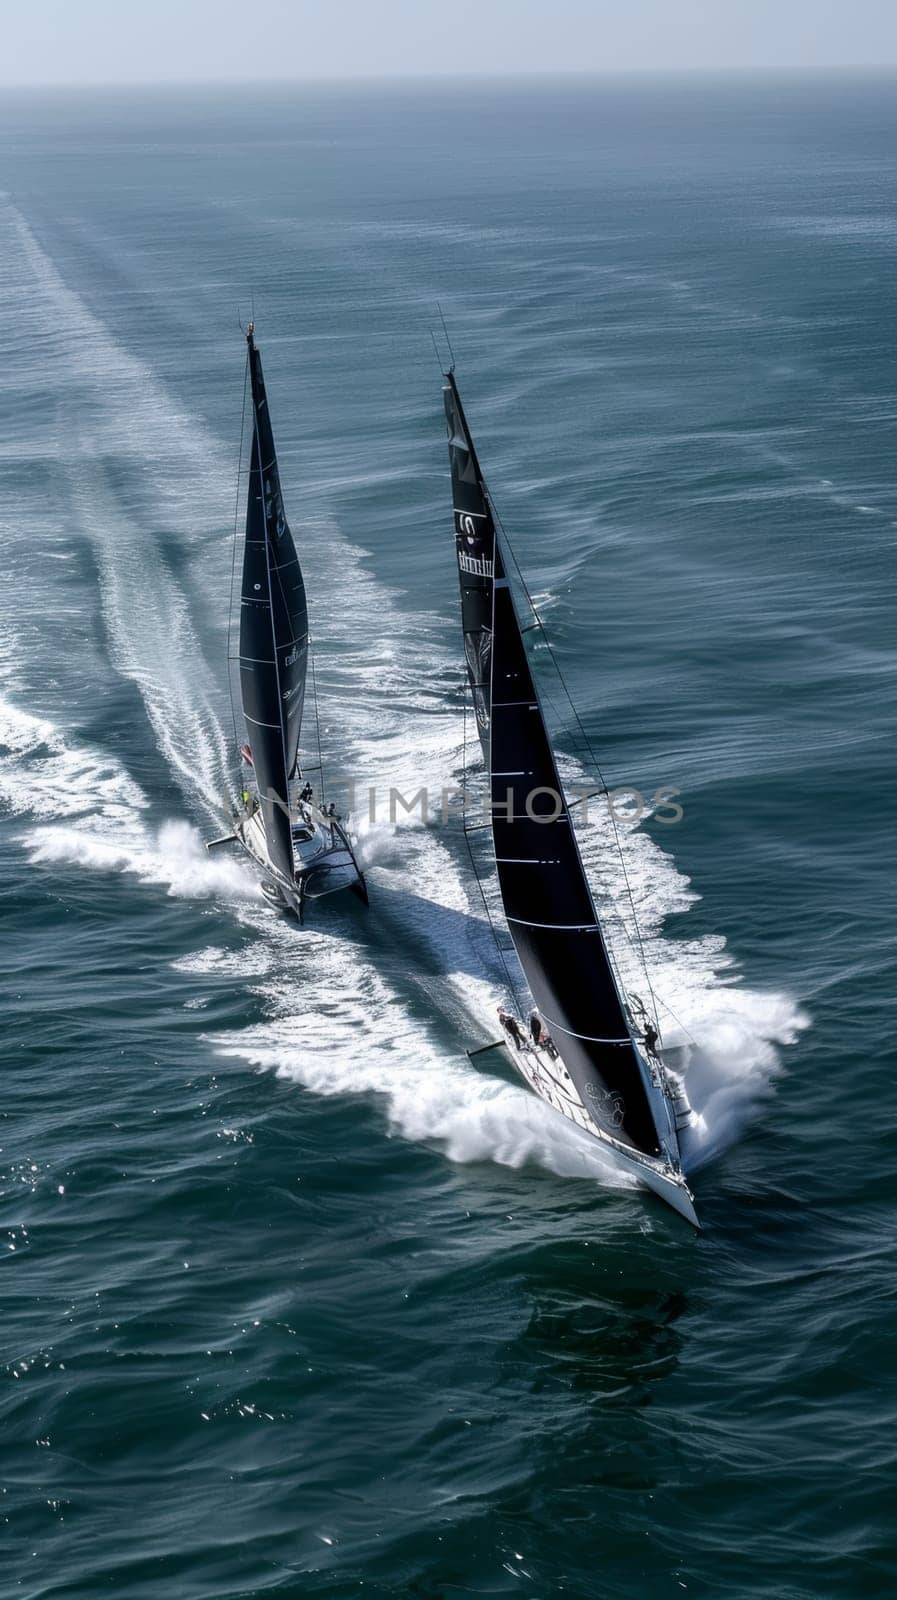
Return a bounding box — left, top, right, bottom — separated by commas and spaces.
643, 1021, 660, 1058
497, 1006, 527, 1051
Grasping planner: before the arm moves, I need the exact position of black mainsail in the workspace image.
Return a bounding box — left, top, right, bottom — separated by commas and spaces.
239, 328, 309, 886
444, 372, 495, 759
489, 539, 661, 1156
210, 326, 367, 919
446, 372, 693, 1204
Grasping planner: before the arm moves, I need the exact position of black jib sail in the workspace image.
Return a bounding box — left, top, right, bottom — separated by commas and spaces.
445, 375, 664, 1159
444, 371, 496, 760
239, 329, 309, 885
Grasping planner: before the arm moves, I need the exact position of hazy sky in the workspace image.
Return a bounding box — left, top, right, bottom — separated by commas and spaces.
4, 0, 897, 86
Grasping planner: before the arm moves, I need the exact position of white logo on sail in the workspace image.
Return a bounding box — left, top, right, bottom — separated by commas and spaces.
458, 550, 493, 577
585, 1083, 626, 1127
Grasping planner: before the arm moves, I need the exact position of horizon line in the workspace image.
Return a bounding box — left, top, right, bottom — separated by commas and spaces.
2, 62, 897, 92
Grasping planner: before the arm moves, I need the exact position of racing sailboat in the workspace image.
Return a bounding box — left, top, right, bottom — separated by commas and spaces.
444, 369, 697, 1225
209, 325, 367, 919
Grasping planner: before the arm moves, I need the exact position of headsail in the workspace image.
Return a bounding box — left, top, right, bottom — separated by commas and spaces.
239, 328, 309, 884
445, 371, 496, 760
445, 374, 670, 1161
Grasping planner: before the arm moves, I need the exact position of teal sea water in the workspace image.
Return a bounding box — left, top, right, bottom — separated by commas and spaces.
1, 75, 895, 1597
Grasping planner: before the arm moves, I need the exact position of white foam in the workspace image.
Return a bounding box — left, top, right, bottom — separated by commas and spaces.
0, 691, 256, 902
27, 817, 260, 902
212, 954, 635, 1190
171, 944, 273, 978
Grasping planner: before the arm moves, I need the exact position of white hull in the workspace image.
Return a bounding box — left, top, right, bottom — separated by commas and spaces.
500, 1034, 698, 1227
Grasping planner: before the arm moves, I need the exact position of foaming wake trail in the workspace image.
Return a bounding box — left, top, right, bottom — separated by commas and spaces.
0, 686, 629, 1190
67, 456, 231, 820
206, 946, 637, 1191
0, 199, 233, 822
0, 694, 257, 903
1, 673, 802, 1192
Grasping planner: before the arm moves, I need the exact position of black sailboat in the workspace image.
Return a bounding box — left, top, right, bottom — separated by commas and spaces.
209, 325, 367, 918
444, 370, 696, 1224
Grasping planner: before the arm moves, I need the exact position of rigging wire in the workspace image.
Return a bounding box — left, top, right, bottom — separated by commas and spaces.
429, 325, 448, 376
307, 639, 327, 807
436, 302, 456, 371
462, 660, 698, 1051
652, 995, 700, 1051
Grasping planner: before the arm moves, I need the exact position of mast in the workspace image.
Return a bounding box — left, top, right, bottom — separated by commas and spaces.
238, 326, 309, 884
445, 374, 673, 1161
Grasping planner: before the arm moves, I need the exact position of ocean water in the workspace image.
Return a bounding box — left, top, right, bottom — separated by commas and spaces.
1, 74, 894, 1598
